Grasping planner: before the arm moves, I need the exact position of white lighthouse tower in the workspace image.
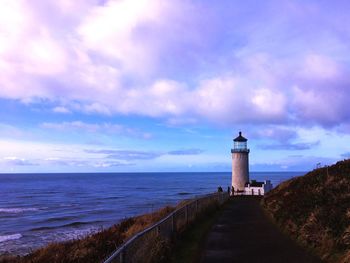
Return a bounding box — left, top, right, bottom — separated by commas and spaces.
231, 131, 250, 193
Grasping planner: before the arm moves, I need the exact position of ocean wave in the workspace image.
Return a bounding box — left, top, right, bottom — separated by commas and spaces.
63, 228, 99, 240
99, 196, 122, 200
63, 221, 103, 227
30, 221, 104, 231
0, 233, 22, 243
41, 215, 79, 223
30, 226, 53, 231
177, 192, 192, 195
45, 227, 100, 243
0, 208, 38, 213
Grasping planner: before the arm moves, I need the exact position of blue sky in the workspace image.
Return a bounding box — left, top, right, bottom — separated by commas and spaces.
1, 0, 350, 172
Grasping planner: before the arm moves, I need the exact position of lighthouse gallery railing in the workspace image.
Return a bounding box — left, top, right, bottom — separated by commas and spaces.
103, 191, 229, 263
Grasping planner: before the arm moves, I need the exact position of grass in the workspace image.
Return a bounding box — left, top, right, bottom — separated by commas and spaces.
168, 203, 225, 263
262, 159, 350, 262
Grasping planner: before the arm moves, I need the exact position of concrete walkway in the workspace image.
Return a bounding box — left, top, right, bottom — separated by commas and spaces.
200, 197, 321, 263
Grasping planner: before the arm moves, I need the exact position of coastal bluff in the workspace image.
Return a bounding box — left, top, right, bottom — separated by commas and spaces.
262, 159, 350, 262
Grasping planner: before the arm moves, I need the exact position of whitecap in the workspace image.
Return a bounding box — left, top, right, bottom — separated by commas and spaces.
0, 208, 38, 213
39, 227, 100, 244
0, 233, 22, 243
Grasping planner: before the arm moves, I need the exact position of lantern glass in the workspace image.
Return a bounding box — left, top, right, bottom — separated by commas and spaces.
234, 141, 247, 151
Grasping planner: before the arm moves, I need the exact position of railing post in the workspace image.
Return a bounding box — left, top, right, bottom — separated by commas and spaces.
171, 213, 176, 236
195, 199, 198, 213
120, 249, 125, 263
185, 205, 188, 225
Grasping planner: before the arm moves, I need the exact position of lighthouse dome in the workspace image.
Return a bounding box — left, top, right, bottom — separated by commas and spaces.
234, 131, 247, 142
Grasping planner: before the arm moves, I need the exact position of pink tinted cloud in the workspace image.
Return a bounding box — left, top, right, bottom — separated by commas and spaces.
0, 0, 350, 130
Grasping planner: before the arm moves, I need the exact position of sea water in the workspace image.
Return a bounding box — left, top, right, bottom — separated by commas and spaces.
0, 172, 303, 255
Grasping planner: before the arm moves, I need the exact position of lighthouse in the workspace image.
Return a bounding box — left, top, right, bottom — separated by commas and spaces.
231, 131, 250, 193
231, 132, 273, 195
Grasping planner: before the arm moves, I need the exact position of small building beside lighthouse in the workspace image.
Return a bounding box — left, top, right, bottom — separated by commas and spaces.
231, 131, 272, 195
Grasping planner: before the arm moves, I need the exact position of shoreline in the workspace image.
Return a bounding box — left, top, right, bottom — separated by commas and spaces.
0, 192, 227, 263
0, 204, 177, 263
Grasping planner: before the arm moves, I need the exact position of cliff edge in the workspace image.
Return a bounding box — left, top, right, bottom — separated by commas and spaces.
262, 159, 350, 262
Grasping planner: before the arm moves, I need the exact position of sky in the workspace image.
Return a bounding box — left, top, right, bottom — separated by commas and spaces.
1, 0, 350, 173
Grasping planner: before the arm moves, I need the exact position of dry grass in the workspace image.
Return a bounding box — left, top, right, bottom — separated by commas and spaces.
262, 159, 350, 262
126, 232, 171, 263
0, 206, 175, 263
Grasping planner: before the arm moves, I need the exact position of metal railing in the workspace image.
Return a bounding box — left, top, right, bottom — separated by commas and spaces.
233, 190, 263, 196
103, 191, 229, 263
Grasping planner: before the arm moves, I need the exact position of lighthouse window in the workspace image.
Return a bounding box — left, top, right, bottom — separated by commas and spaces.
234, 141, 247, 150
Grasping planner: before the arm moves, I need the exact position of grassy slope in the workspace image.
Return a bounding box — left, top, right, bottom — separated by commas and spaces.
0, 206, 175, 263
168, 203, 223, 263
262, 159, 350, 263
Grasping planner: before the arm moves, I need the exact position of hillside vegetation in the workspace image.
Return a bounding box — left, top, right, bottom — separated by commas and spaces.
262, 159, 350, 262
0, 206, 175, 263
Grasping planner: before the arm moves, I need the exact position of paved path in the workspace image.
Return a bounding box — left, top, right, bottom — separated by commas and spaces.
200, 197, 321, 263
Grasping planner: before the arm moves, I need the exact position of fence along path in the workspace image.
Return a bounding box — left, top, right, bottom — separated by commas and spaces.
103, 192, 229, 263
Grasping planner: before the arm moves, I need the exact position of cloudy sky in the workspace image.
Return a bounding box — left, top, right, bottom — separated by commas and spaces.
1, 0, 350, 172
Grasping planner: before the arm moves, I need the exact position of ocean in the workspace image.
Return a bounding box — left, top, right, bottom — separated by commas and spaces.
0, 172, 304, 255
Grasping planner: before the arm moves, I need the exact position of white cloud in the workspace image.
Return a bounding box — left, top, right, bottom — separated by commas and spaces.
300, 54, 341, 80
0, 123, 27, 138
251, 88, 286, 117
0, 139, 135, 170
40, 121, 152, 139
82, 102, 111, 115
191, 71, 287, 124
52, 106, 71, 114
0, 140, 75, 157
24, 31, 68, 75
0, 139, 211, 171
77, 0, 198, 75
77, 0, 159, 72
3, 156, 38, 166
0, 0, 350, 131
117, 79, 190, 117
41, 121, 102, 132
